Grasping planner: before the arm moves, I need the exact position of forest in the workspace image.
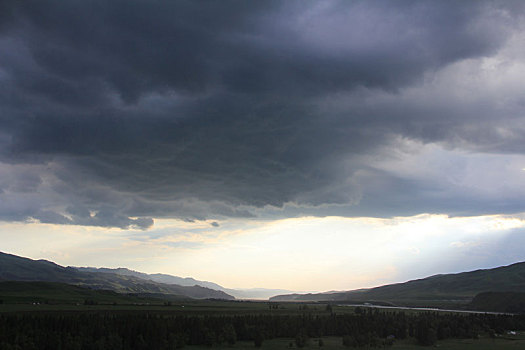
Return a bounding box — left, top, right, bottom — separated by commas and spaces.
1, 306, 524, 350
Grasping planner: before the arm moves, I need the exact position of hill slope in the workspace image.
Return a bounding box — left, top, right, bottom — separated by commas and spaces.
0, 252, 233, 300
0, 281, 182, 304
271, 262, 525, 306
469, 292, 525, 314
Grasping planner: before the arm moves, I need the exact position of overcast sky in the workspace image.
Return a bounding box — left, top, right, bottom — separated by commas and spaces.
1, 0, 525, 291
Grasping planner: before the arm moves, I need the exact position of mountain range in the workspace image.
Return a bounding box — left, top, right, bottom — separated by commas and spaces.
0, 251, 291, 300
0, 251, 233, 300
75, 266, 292, 299
2, 250, 525, 312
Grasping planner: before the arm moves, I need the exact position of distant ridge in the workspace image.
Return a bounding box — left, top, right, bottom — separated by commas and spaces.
270, 261, 525, 308
75, 266, 293, 300
0, 251, 234, 300
75, 267, 225, 291
0, 251, 290, 300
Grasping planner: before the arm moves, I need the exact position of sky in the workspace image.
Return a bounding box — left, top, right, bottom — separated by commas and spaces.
1, 0, 525, 292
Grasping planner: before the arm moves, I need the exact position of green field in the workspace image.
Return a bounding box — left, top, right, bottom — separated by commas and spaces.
0, 298, 340, 315
0, 294, 516, 317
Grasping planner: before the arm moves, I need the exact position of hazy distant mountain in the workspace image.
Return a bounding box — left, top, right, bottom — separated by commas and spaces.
271, 261, 525, 306
75, 267, 225, 291
0, 252, 234, 300
76, 266, 292, 299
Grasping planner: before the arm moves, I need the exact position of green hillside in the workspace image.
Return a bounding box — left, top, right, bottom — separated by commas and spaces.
0, 281, 179, 305
271, 262, 525, 308
470, 292, 525, 314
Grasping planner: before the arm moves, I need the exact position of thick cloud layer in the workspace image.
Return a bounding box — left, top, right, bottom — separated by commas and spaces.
1, 0, 525, 228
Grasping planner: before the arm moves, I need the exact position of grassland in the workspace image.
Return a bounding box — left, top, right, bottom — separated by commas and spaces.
0, 297, 338, 315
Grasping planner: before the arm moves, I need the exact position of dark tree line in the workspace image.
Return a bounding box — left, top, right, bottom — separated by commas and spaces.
0, 309, 523, 349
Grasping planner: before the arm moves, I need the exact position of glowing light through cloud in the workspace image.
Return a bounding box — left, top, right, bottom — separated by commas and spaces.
1, 214, 523, 291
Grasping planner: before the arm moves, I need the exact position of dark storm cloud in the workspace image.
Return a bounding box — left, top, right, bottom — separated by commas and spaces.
1, 0, 524, 228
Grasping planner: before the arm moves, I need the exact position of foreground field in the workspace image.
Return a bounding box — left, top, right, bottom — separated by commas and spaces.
190, 334, 525, 350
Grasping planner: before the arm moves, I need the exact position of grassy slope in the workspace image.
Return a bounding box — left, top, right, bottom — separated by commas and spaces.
470, 292, 525, 313
363, 261, 525, 301
271, 262, 525, 307
0, 281, 181, 304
